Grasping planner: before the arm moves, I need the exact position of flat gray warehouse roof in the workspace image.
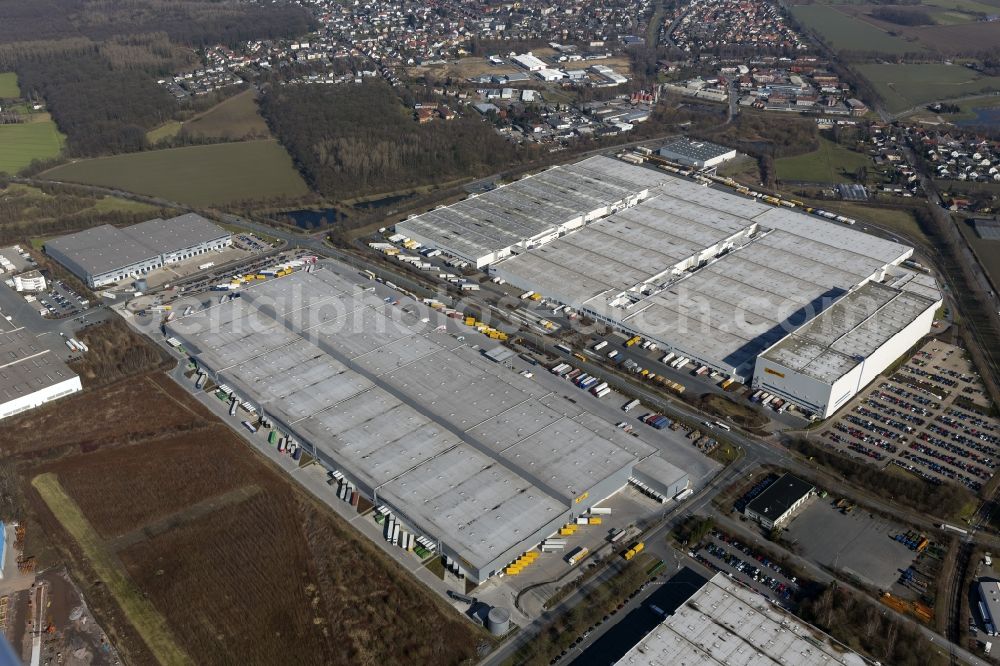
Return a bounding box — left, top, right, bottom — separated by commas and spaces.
616, 573, 866, 666
760, 281, 939, 384
167, 268, 679, 572
123, 213, 230, 252
494, 169, 914, 373
395, 155, 669, 261
44, 213, 228, 277
44, 225, 155, 278
0, 329, 79, 404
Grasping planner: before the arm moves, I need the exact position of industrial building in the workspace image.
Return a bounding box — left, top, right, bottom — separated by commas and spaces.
753, 281, 939, 417
615, 572, 865, 665
45, 213, 231, 287
394, 156, 668, 268
658, 137, 737, 169
166, 266, 690, 583
744, 473, 814, 529
511, 52, 547, 72
0, 329, 82, 420
979, 581, 1000, 636
451, 156, 942, 417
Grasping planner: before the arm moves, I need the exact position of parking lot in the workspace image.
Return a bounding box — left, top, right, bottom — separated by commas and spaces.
692, 530, 800, 608
817, 340, 999, 490
34, 279, 90, 319
783, 499, 922, 590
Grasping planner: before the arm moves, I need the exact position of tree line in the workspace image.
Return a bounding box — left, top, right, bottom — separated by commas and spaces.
788, 436, 974, 518
0, 0, 314, 49
259, 81, 527, 202
799, 583, 947, 666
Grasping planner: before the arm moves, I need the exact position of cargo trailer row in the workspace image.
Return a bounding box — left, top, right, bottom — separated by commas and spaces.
641, 413, 672, 430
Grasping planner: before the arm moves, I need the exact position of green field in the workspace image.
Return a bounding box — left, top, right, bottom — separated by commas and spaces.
790, 5, 924, 54
0, 116, 65, 175
146, 91, 269, 144
775, 138, 871, 183
40, 140, 310, 207
146, 121, 183, 144
856, 63, 1000, 113
184, 90, 269, 140
0, 72, 19, 98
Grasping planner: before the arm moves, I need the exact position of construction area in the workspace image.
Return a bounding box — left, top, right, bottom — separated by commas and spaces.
165, 262, 703, 584
816, 340, 1000, 491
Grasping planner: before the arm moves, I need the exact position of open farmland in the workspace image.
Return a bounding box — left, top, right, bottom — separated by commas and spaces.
857, 63, 1000, 114
13, 366, 481, 666
775, 137, 871, 183
0, 71, 19, 98
790, 5, 924, 54
0, 115, 64, 175
831, 4, 1000, 54
40, 140, 310, 206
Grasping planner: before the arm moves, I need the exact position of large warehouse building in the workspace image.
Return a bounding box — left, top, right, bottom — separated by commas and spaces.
45, 213, 231, 287
0, 329, 81, 420
394, 156, 667, 268
397, 156, 941, 418
614, 572, 865, 665
166, 267, 691, 583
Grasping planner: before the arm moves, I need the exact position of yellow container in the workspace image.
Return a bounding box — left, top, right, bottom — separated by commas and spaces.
589, 517, 602, 525
464, 317, 476, 326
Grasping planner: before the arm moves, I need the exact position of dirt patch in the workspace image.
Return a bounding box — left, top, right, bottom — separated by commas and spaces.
36, 569, 120, 666
53, 429, 261, 538
696, 393, 769, 429
20, 370, 483, 666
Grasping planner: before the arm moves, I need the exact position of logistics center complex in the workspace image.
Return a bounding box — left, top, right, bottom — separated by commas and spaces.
45, 213, 231, 288
397, 155, 941, 418
166, 268, 690, 583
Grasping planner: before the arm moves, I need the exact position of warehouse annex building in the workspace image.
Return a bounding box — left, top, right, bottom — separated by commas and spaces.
658, 137, 736, 169
167, 267, 692, 583
45, 213, 231, 287
0, 329, 81, 420
396, 155, 940, 418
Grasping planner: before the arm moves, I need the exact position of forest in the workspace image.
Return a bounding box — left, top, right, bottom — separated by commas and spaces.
260, 82, 528, 201
0, 0, 314, 47
15, 50, 174, 156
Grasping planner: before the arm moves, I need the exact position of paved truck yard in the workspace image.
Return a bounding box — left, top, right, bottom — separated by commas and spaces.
165, 260, 709, 585
783, 498, 921, 590
816, 340, 1000, 490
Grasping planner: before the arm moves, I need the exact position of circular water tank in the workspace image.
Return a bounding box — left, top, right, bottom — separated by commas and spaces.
135, 278, 148, 292
487, 607, 511, 636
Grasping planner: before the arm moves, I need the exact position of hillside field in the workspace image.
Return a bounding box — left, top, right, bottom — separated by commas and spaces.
0, 115, 65, 174
0, 71, 19, 98
40, 140, 309, 206
147, 90, 270, 144
856, 63, 1000, 113
184, 89, 269, 140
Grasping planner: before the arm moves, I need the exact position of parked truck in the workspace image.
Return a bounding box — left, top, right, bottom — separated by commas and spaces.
566, 546, 589, 566
622, 399, 641, 412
